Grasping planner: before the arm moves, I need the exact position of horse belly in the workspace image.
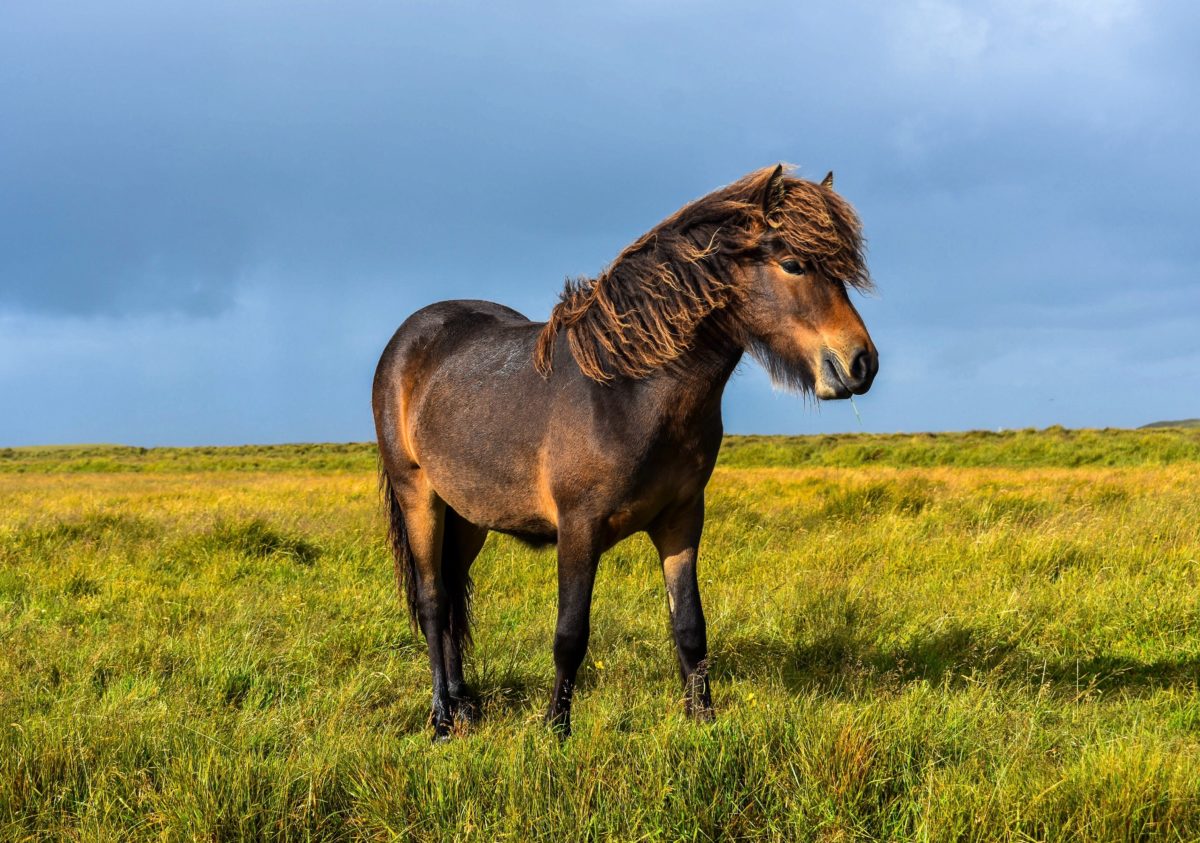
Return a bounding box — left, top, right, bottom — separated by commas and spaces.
408, 377, 556, 536
422, 446, 556, 537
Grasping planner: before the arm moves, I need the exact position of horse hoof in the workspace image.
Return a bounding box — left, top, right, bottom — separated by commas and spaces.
685, 699, 715, 722
450, 689, 481, 724
430, 710, 455, 742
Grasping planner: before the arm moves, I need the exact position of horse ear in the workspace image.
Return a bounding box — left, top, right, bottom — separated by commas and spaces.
762, 164, 786, 228
821, 171, 834, 189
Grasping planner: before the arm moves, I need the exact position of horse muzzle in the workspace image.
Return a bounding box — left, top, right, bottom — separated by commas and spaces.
816, 346, 877, 399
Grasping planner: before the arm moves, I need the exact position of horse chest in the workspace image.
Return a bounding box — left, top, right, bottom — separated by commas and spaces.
587, 443, 711, 536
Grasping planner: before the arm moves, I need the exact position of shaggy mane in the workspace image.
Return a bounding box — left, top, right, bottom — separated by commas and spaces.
533, 165, 871, 382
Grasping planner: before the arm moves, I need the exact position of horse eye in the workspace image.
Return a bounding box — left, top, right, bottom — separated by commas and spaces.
780, 259, 805, 275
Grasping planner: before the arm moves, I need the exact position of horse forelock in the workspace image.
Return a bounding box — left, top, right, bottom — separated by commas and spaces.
766, 171, 872, 294
533, 165, 871, 382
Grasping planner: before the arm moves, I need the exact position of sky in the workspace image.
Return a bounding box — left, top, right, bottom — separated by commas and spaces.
2, 0, 1198, 446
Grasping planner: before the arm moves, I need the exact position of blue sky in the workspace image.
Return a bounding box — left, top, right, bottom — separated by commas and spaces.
2, 1, 1198, 445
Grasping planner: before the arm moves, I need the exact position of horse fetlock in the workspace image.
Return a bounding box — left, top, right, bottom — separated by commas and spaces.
448, 683, 479, 723
684, 689, 714, 721
683, 662, 713, 720
545, 678, 575, 736
687, 701, 715, 723
545, 705, 572, 738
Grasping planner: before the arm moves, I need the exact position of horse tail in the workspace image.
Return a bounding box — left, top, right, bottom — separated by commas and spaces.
441, 512, 475, 655
380, 463, 419, 632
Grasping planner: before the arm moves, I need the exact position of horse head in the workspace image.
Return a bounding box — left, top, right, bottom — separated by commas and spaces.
735, 165, 878, 399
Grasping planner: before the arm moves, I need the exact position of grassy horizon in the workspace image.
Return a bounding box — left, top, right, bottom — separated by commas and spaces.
2, 431, 1199, 839
3, 425, 1200, 474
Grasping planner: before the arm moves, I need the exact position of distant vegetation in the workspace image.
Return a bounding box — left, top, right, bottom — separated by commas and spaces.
1141, 418, 1200, 429
2, 429, 1199, 839
0, 441, 374, 473
4, 425, 1200, 473
719, 425, 1200, 468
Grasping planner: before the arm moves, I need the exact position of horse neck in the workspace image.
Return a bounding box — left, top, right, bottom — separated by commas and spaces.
647, 338, 744, 427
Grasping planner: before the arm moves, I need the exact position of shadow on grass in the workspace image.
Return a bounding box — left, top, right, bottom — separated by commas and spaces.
1040, 653, 1200, 694
472, 669, 545, 718
392, 624, 1200, 736
712, 623, 1200, 698
3, 513, 160, 560
201, 519, 321, 566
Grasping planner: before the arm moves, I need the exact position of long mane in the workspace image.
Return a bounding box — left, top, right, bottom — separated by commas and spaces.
533, 165, 871, 382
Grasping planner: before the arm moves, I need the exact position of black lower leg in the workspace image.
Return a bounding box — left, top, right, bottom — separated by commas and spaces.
670, 580, 713, 719
443, 630, 478, 721
439, 510, 484, 723
419, 598, 453, 739
546, 530, 599, 738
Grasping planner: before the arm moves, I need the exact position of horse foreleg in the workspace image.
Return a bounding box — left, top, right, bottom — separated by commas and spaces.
649, 499, 713, 720
545, 524, 601, 737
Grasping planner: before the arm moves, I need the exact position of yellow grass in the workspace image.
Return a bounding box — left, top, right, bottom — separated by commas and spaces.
2, 439, 1199, 839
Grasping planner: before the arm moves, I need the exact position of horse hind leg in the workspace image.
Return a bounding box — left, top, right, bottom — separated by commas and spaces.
382, 467, 455, 739
440, 507, 488, 721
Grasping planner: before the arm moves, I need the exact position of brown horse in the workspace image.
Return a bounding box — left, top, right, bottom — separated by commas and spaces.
373, 165, 877, 739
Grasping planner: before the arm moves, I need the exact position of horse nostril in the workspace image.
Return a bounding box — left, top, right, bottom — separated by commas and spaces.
850, 348, 873, 383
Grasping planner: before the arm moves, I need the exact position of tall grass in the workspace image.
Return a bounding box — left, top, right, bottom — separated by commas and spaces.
2, 433, 1199, 839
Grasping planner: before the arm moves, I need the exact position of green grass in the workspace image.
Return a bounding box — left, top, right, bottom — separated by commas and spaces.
2, 433, 1199, 839
4, 426, 1200, 474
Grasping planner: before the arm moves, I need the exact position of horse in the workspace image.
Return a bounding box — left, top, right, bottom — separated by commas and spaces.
372, 164, 877, 739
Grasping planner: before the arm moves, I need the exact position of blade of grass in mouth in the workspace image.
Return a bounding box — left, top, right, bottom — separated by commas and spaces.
849, 396, 863, 429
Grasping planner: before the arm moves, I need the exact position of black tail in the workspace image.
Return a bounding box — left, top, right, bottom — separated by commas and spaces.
441, 509, 475, 655
380, 464, 419, 631
380, 463, 474, 652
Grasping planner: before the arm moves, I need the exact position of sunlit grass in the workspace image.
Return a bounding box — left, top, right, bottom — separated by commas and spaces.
2, 437, 1199, 839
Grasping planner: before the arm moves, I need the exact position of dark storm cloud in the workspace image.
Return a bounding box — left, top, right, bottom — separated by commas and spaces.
1, 1, 1198, 443
4, 0, 801, 316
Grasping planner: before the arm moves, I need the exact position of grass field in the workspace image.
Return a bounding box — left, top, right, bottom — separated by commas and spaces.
2, 429, 1200, 840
